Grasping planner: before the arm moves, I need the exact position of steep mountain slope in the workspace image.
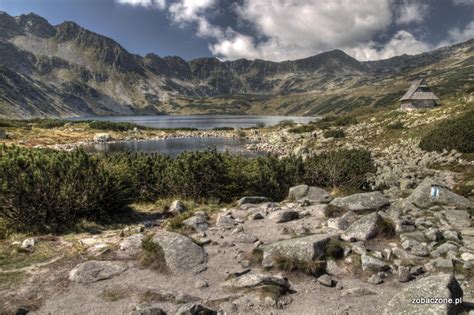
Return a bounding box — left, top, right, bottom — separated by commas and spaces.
0, 11, 472, 118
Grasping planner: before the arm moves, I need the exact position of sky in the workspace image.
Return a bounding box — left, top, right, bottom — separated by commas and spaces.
0, 0, 473, 62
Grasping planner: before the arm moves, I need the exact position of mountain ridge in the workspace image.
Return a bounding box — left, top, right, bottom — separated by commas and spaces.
0, 11, 472, 118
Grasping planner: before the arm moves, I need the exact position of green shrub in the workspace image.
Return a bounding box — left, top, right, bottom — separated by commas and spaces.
89, 120, 146, 132
255, 121, 266, 129
30, 119, 69, 129
419, 110, 474, 153
386, 121, 404, 130
0, 146, 133, 233
0, 146, 375, 236
276, 119, 296, 128
304, 149, 375, 190
139, 234, 168, 272
323, 129, 345, 138
313, 115, 357, 129
288, 125, 316, 133
212, 126, 234, 131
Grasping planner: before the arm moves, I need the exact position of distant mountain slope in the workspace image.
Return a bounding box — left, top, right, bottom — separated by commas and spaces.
0, 11, 472, 118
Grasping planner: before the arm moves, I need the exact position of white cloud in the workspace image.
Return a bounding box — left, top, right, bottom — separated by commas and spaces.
116, 0, 166, 9
396, 1, 429, 25
439, 21, 474, 46
452, 0, 474, 6
211, 0, 395, 61
349, 30, 431, 60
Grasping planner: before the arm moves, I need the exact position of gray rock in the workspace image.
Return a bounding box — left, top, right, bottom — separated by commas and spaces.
383, 274, 463, 315
288, 185, 332, 203
406, 178, 473, 209
425, 228, 443, 241
342, 212, 387, 242
176, 303, 216, 315
21, 238, 35, 249
398, 266, 413, 282
169, 200, 186, 215
237, 196, 269, 206
152, 231, 206, 272
93, 133, 112, 142
215, 214, 236, 228
431, 258, 454, 269
410, 244, 430, 257
183, 215, 209, 232
443, 210, 471, 229
221, 273, 291, 292
341, 287, 377, 297
270, 210, 300, 223
392, 248, 425, 265
330, 191, 390, 212
317, 274, 334, 287
119, 233, 144, 257
361, 254, 387, 272
0, 129, 6, 139
261, 234, 335, 267
327, 211, 357, 231
69, 261, 127, 283
443, 230, 460, 241
131, 306, 166, 315
368, 274, 383, 285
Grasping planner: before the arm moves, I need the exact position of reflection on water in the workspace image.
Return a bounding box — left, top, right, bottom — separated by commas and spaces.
68, 114, 316, 130
81, 137, 266, 158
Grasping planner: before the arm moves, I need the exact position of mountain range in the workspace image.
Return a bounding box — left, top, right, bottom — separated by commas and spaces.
0, 11, 472, 118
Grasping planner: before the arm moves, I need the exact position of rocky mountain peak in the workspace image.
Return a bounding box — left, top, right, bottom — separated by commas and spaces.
15, 13, 56, 38
0, 11, 20, 38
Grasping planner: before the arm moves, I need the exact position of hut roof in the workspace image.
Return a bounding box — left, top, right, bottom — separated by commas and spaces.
400, 79, 439, 101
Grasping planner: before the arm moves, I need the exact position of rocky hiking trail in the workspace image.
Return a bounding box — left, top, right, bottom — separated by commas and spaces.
1, 178, 473, 315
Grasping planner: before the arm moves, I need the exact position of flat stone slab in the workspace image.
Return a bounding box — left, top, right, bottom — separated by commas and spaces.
383, 274, 463, 315
330, 191, 390, 212
69, 261, 127, 284
341, 212, 384, 241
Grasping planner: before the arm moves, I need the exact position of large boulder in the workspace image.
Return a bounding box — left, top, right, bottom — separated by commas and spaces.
383, 274, 463, 315
237, 196, 269, 206
407, 178, 473, 209
260, 234, 336, 267
330, 191, 390, 212
288, 185, 332, 203
152, 231, 206, 272
341, 212, 386, 242
69, 261, 127, 283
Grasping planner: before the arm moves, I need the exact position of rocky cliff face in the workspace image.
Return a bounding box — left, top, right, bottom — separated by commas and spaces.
0, 11, 472, 118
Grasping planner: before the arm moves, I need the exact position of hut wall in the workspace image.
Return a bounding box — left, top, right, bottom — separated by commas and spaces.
400, 100, 437, 111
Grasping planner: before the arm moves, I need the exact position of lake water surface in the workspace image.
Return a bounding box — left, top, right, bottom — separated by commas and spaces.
69, 115, 315, 130
81, 137, 266, 157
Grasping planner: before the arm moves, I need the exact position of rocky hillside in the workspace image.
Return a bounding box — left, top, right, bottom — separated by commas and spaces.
0, 11, 472, 118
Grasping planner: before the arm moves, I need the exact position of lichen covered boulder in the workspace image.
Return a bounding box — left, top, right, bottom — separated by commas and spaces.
407, 178, 473, 209
152, 231, 207, 272
383, 274, 463, 315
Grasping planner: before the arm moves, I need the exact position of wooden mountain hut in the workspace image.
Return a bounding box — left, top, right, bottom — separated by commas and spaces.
400, 79, 439, 110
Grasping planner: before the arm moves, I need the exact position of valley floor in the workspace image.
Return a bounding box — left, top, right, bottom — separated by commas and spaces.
1, 102, 473, 315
